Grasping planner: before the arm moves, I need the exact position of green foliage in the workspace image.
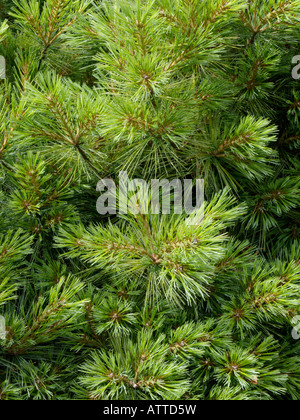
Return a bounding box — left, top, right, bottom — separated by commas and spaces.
0, 0, 299, 401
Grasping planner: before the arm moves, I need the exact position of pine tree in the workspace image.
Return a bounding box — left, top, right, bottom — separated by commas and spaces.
0, 0, 299, 400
